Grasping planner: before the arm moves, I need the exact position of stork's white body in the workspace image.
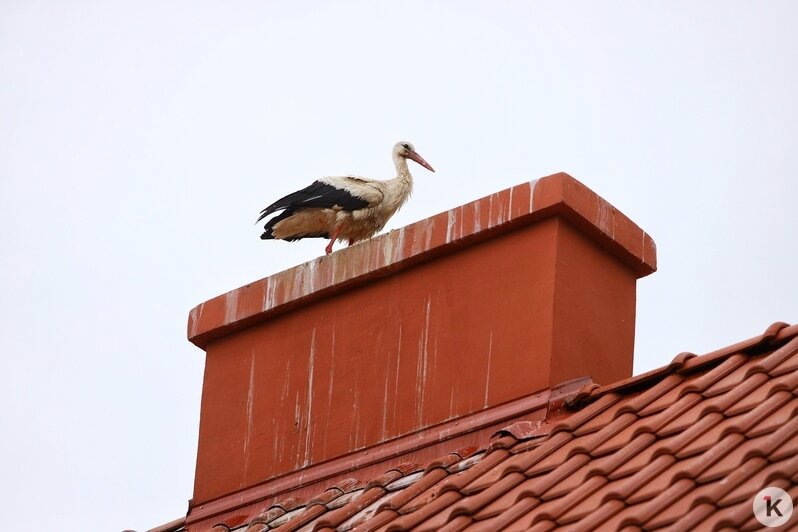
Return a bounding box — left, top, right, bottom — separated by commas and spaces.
258, 142, 434, 254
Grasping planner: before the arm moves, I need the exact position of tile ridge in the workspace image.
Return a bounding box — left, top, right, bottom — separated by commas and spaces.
568, 321, 796, 409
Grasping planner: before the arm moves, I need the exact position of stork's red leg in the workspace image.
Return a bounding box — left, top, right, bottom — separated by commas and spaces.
326, 226, 343, 255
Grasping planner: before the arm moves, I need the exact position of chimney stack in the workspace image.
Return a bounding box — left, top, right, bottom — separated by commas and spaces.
187, 172, 656, 508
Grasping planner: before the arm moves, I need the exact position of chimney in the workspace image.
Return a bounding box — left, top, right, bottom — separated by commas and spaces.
186, 172, 656, 508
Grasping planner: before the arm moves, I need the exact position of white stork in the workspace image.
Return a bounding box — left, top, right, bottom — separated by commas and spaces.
257, 141, 435, 254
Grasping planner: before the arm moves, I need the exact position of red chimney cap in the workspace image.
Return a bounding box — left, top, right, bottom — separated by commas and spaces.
188, 172, 656, 348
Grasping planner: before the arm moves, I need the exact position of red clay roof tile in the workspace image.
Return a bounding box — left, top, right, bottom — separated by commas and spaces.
642, 480, 716, 528
771, 347, 798, 376
625, 454, 702, 505
541, 474, 608, 521
672, 429, 717, 459
703, 360, 751, 397
586, 413, 641, 456
718, 456, 798, 508
635, 476, 695, 527
518, 433, 574, 476
539, 459, 593, 500
312, 486, 386, 530
517, 517, 554, 532
655, 395, 708, 436
669, 501, 718, 531
377, 468, 446, 513
483, 497, 542, 531
357, 509, 396, 532
634, 381, 684, 416
454, 471, 527, 518
607, 434, 666, 480
525, 454, 591, 499
682, 353, 750, 395
523, 436, 584, 475
570, 399, 625, 436
436, 514, 471, 532
614, 373, 685, 414
387, 490, 462, 531
336, 496, 386, 530
566, 499, 625, 532
749, 399, 798, 439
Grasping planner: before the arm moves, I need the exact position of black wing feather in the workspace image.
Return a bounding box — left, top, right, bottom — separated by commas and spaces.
256, 181, 370, 223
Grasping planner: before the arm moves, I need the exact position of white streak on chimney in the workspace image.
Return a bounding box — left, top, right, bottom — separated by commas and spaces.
433, 334, 438, 375
596, 198, 613, 239
411, 226, 421, 256
303, 327, 316, 467
484, 332, 494, 408
416, 297, 432, 423
446, 209, 456, 243
224, 289, 238, 325
331, 252, 341, 285
364, 238, 377, 271
280, 359, 290, 403
529, 178, 540, 212
352, 373, 361, 449
241, 350, 256, 487
271, 417, 278, 465
294, 390, 300, 426
263, 278, 276, 312
394, 227, 406, 263
474, 200, 481, 233
381, 230, 394, 266
276, 359, 290, 462
488, 192, 494, 229
304, 260, 316, 296
424, 218, 434, 250
392, 324, 403, 425
322, 327, 335, 458
381, 367, 389, 439
275, 357, 290, 464
189, 304, 202, 337
293, 389, 301, 466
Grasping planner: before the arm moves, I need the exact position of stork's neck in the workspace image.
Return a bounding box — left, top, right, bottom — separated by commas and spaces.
382, 154, 414, 214
393, 154, 414, 184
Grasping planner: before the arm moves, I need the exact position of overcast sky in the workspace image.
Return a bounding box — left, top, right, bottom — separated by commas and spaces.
1, 2, 796, 530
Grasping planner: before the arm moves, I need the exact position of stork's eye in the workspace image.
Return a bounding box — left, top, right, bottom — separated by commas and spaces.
402, 143, 410, 150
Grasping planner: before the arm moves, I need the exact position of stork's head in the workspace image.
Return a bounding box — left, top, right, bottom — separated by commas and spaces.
394, 141, 435, 172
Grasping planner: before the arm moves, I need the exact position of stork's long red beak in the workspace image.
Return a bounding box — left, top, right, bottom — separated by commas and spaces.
406, 150, 435, 173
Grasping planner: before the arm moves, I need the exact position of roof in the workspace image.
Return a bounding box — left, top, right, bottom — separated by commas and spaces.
158, 322, 798, 531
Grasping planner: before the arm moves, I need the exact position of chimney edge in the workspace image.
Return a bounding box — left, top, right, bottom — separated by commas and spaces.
187, 172, 657, 349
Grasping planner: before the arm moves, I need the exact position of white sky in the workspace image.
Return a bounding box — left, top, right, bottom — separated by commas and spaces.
1, 2, 796, 530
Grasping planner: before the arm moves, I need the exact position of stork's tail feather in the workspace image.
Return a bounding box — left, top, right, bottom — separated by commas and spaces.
257, 195, 296, 224
256, 206, 277, 224
259, 208, 296, 241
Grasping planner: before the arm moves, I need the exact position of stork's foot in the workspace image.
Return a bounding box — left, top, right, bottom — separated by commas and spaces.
325, 226, 343, 255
